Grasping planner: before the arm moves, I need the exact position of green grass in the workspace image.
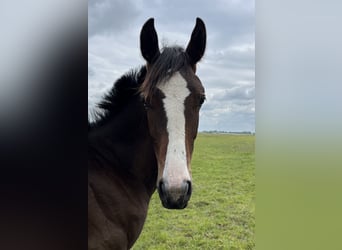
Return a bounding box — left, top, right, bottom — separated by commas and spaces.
133, 133, 255, 249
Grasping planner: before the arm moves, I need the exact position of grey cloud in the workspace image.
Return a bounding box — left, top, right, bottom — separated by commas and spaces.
88, 66, 95, 77
202, 98, 254, 115
199, 83, 255, 131
215, 86, 255, 101
200, 109, 254, 132
89, 0, 140, 37
205, 45, 254, 71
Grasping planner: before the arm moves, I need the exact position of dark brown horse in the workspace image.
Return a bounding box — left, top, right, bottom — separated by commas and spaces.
88, 18, 206, 250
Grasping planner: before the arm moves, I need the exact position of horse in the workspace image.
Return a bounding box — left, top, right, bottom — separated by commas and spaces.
88, 17, 207, 250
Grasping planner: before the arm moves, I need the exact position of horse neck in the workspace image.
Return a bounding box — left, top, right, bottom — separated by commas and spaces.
88, 98, 157, 195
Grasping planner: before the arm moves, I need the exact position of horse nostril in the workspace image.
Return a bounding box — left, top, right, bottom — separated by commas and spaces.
158, 181, 166, 196
186, 181, 192, 196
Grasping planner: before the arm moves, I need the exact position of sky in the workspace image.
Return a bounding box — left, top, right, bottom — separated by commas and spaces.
88, 0, 255, 132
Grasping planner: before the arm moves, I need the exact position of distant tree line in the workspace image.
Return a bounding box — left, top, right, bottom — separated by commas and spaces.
200, 130, 255, 135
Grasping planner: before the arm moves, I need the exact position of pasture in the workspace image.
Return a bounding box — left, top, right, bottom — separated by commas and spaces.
133, 133, 255, 249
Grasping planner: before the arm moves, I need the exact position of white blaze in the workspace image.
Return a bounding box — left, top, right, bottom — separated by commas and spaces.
158, 72, 191, 187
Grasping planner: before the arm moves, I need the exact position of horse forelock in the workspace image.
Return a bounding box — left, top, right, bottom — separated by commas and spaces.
139, 46, 190, 100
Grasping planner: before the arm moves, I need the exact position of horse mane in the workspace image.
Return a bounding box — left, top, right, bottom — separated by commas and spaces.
140, 46, 190, 99
88, 66, 147, 131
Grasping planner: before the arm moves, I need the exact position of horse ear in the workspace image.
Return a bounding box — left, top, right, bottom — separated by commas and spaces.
186, 17, 206, 65
140, 18, 160, 64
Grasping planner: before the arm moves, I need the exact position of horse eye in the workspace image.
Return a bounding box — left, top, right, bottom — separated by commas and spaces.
199, 95, 206, 105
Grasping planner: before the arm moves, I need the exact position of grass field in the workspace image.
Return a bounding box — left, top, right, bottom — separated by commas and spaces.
133, 133, 255, 249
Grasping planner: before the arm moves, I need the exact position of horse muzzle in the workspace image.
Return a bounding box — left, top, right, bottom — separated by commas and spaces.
157, 179, 192, 209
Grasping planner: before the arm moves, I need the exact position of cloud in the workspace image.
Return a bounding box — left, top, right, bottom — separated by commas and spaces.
215, 86, 255, 101
199, 84, 255, 132
88, 0, 140, 37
